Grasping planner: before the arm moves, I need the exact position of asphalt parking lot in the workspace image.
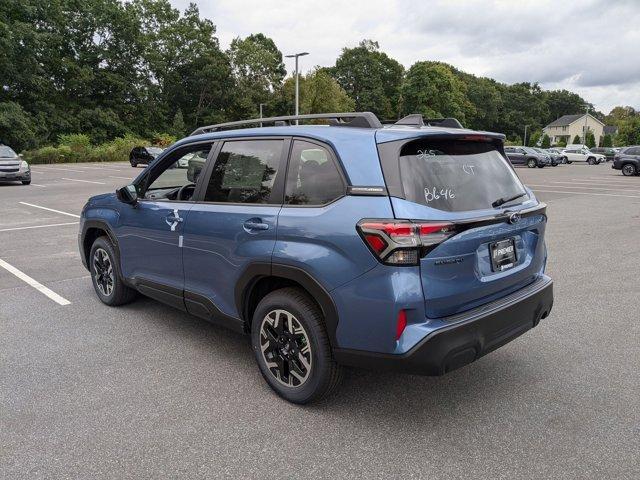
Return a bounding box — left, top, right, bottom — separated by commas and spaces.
1, 161, 639, 479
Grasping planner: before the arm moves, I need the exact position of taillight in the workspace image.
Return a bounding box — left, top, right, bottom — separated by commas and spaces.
357, 219, 456, 265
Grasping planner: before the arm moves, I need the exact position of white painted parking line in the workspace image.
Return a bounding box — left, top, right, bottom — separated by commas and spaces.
569, 179, 638, 185
528, 183, 640, 193
531, 189, 640, 199
0, 222, 79, 233
29, 183, 47, 187
0, 258, 71, 306
35, 167, 88, 173
61, 177, 106, 185
19, 202, 81, 218
109, 176, 133, 180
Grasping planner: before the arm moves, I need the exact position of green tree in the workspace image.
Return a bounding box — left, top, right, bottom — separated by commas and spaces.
585, 130, 596, 148
602, 134, 613, 147
541, 134, 551, 148
615, 116, 640, 146
401, 62, 474, 125
171, 109, 186, 137
494, 82, 549, 142
0, 101, 37, 150
543, 90, 590, 124
228, 33, 286, 118
573, 135, 582, 144
331, 40, 404, 119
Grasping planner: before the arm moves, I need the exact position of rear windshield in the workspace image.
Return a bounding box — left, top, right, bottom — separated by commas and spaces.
399, 139, 527, 212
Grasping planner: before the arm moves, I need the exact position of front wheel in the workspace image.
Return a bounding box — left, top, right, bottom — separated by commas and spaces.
527, 158, 537, 168
622, 164, 637, 176
251, 287, 342, 404
587, 157, 595, 165
89, 236, 137, 306
21, 180, 31, 185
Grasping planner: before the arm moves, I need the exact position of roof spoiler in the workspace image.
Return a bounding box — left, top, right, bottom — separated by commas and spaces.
191, 112, 383, 135
393, 115, 463, 129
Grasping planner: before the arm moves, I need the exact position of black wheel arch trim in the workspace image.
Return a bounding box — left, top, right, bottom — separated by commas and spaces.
235, 262, 340, 348
80, 219, 120, 271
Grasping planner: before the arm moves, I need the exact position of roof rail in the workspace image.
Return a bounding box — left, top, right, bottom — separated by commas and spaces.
191, 112, 382, 135
393, 115, 463, 129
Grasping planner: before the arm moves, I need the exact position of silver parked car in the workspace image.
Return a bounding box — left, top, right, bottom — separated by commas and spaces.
0, 145, 30, 185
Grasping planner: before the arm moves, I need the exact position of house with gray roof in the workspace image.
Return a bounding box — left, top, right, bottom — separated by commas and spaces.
543, 113, 605, 146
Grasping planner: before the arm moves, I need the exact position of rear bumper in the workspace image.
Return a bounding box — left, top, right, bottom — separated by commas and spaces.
334, 275, 553, 376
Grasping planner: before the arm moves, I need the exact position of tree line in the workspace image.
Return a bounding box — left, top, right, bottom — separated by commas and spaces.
1, 0, 638, 153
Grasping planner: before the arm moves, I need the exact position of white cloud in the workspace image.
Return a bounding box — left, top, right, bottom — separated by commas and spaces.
170, 0, 640, 113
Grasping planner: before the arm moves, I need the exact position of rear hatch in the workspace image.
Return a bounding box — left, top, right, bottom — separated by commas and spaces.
378, 134, 547, 318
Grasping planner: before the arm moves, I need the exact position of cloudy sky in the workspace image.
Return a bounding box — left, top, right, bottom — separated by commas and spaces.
171, 0, 640, 114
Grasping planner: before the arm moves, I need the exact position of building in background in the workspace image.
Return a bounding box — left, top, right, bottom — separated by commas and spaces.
543, 114, 605, 146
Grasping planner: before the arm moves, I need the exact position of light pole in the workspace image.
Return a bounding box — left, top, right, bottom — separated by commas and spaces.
583, 105, 589, 145
259, 103, 265, 127
524, 124, 530, 146
285, 52, 309, 124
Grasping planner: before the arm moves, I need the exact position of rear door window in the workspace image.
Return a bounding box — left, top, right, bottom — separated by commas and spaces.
398, 139, 527, 212
285, 140, 345, 205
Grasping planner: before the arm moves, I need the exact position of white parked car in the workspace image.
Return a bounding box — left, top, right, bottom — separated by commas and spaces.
562, 147, 605, 165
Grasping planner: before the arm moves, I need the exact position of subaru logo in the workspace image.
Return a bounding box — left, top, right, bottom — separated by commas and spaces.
508, 212, 521, 224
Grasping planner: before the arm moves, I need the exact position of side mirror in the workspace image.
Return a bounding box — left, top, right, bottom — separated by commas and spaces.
116, 184, 138, 205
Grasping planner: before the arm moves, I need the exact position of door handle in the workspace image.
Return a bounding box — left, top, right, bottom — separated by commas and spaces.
243, 219, 269, 231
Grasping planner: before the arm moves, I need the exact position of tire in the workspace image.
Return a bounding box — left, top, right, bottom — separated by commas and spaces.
130, 160, 137, 167
587, 157, 595, 165
527, 158, 537, 168
566, 160, 572, 164
622, 164, 637, 176
22, 180, 31, 185
89, 236, 137, 306
562, 157, 568, 164
251, 287, 343, 404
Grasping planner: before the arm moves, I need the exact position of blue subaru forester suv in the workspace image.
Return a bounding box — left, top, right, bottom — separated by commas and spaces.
79, 112, 553, 404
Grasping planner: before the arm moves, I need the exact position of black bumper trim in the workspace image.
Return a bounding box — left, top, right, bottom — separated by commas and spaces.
333, 276, 553, 376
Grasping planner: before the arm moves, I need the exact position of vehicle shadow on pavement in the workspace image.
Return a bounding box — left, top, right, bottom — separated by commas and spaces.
120, 295, 536, 421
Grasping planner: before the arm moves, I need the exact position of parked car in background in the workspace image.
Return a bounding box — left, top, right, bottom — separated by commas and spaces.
562, 147, 605, 165
129, 146, 164, 167
79, 112, 553, 404
590, 147, 615, 162
0, 145, 30, 185
547, 148, 568, 164
504, 146, 551, 168
612, 145, 640, 176
532, 147, 559, 166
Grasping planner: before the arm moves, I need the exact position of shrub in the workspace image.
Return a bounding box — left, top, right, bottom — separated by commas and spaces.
23, 134, 149, 164
151, 133, 177, 147
58, 133, 91, 150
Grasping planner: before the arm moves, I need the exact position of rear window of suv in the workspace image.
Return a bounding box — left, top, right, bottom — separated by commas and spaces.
398, 139, 527, 212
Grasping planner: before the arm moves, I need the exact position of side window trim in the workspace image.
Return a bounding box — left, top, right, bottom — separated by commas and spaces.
282, 137, 348, 208
196, 136, 291, 206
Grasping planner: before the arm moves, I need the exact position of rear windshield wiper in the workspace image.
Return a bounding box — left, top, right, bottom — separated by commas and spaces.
491, 192, 528, 208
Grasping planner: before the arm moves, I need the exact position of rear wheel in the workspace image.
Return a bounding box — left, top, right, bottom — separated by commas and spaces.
566, 160, 572, 164
587, 157, 595, 165
622, 164, 637, 176
89, 236, 137, 306
130, 160, 137, 167
527, 158, 537, 168
251, 287, 342, 404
